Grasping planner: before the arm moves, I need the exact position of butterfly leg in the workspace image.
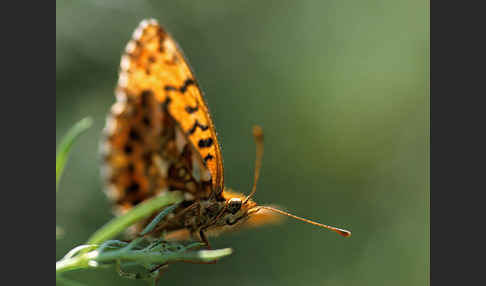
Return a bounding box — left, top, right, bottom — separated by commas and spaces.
199, 229, 211, 249
193, 229, 219, 265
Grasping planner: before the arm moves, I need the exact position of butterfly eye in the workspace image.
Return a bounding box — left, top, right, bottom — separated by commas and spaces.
227, 198, 242, 214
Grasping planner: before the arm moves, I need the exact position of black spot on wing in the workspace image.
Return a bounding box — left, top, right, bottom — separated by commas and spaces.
203, 154, 214, 162
185, 104, 199, 114
129, 129, 141, 141
126, 182, 140, 194
124, 144, 133, 154
180, 79, 195, 93
198, 138, 213, 148
161, 96, 172, 110
164, 78, 195, 93
187, 120, 209, 135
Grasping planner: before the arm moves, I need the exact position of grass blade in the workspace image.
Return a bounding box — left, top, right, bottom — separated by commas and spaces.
56, 117, 93, 191
87, 191, 184, 245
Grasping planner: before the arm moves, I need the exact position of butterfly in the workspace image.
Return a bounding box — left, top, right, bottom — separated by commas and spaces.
100, 19, 350, 247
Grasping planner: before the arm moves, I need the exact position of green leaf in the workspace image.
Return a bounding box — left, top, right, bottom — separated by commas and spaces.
56, 117, 93, 191
86, 191, 184, 245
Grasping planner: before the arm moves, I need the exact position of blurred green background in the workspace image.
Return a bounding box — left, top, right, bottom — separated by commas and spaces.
56, 0, 429, 285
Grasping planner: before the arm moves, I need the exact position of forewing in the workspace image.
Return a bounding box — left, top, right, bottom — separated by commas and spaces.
100, 19, 225, 215
118, 19, 224, 193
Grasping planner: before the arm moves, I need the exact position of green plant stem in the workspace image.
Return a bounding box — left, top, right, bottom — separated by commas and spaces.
57, 240, 233, 274
96, 248, 233, 264
56, 247, 233, 275
87, 191, 184, 245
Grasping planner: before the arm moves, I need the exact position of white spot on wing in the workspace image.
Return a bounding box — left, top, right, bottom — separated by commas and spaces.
104, 116, 117, 134
105, 184, 121, 201
111, 101, 126, 115
120, 55, 131, 70
118, 72, 128, 88
125, 41, 136, 53
115, 90, 127, 102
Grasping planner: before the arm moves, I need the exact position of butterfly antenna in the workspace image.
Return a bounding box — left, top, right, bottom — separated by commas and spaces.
244, 126, 264, 204
258, 206, 351, 237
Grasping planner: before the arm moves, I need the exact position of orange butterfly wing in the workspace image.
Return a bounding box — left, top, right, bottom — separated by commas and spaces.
117, 19, 224, 194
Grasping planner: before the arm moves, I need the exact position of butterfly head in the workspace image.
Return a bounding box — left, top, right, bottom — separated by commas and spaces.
202, 189, 280, 235
217, 191, 259, 227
